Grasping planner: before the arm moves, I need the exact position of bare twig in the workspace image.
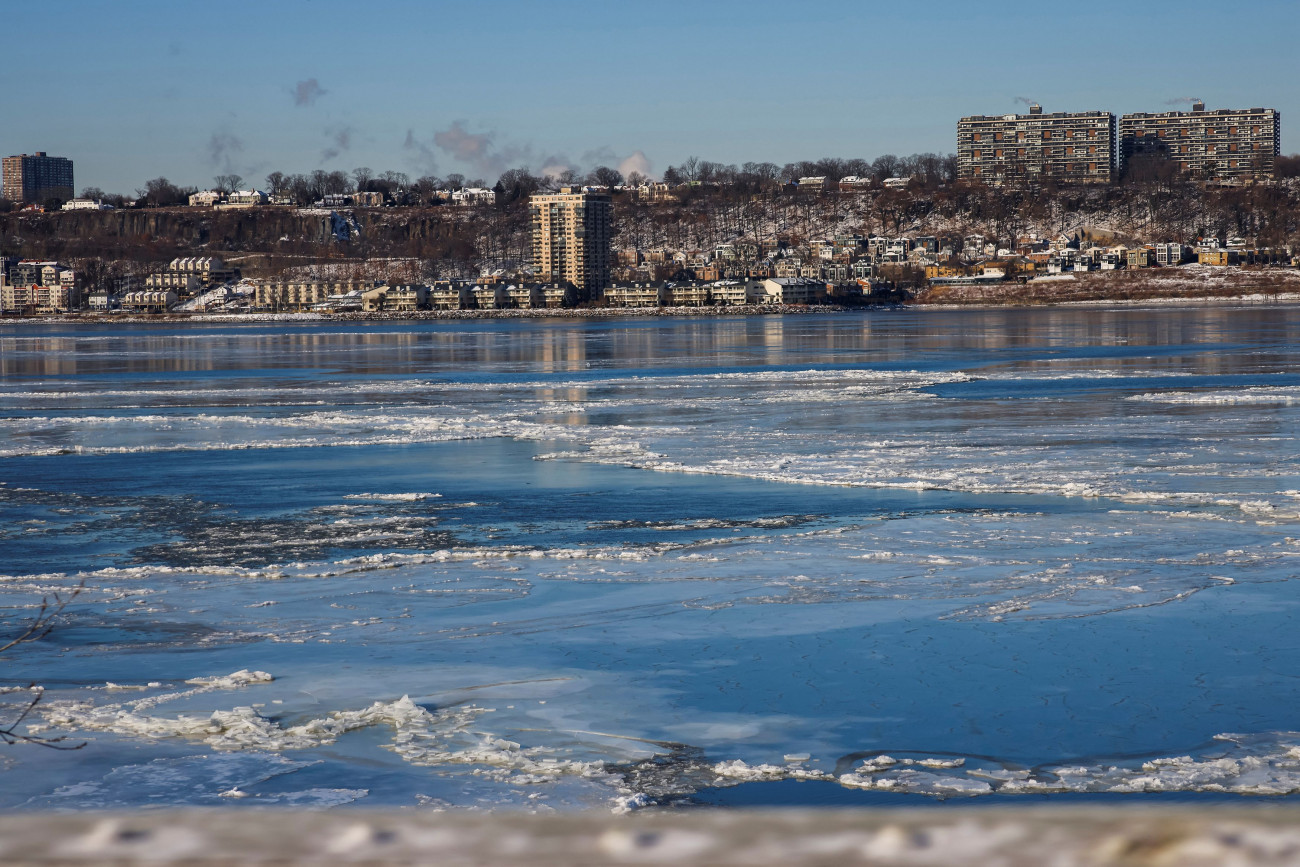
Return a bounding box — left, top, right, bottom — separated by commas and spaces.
1, 581, 87, 749
0, 688, 84, 749
0, 582, 83, 655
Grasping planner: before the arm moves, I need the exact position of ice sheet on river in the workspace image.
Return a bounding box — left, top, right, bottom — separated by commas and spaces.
27, 671, 1300, 809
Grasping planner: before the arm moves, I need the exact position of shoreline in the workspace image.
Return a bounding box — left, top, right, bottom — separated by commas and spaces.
3, 289, 1300, 327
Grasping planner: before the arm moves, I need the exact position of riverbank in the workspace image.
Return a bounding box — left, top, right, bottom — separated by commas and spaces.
5, 269, 1300, 326
918, 264, 1300, 305
0, 303, 885, 326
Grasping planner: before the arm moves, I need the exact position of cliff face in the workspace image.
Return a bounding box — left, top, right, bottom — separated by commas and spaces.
0, 206, 493, 264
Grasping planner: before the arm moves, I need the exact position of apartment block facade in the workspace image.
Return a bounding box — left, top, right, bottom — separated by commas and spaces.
2, 152, 74, 203
958, 105, 1116, 184
529, 188, 612, 296
1119, 104, 1280, 179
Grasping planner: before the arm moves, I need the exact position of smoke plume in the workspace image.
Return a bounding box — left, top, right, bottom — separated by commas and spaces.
321, 125, 354, 163
617, 151, 653, 180
432, 122, 529, 178
403, 129, 440, 177
207, 131, 244, 172
293, 79, 327, 107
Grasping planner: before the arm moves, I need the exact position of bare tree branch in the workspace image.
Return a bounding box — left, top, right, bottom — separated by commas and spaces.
0, 582, 82, 654
1, 581, 87, 749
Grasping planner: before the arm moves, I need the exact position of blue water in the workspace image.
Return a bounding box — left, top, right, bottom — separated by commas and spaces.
2, 306, 1300, 810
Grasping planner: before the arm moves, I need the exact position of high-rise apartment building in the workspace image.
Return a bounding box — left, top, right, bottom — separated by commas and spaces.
529, 188, 612, 296
2, 152, 75, 203
957, 105, 1116, 185
1119, 103, 1280, 179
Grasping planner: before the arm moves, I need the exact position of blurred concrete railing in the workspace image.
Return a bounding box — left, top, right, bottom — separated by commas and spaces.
2, 807, 1300, 865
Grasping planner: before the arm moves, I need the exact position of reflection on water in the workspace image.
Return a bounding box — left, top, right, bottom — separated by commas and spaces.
6, 305, 1300, 380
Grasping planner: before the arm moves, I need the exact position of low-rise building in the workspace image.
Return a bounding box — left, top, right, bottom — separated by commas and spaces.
471, 284, 507, 309
86, 290, 120, 311
502, 284, 545, 309
1125, 247, 1154, 268
146, 257, 237, 296
222, 189, 269, 207
749, 278, 825, 305
1199, 250, 1240, 266
925, 262, 971, 280
363, 284, 428, 312
254, 280, 374, 311
428, 282, 473, 310
189, 190, 223, 207
709, 280, 748, 306
773, 259, 802, 278
665, 282, 712, 307
451, 188, 497, 206
605, 283, 666, 308
61, 198, 111, 211
121, 290, 177, 312
1155, 243, 1189, 266
9, 260, 64, 288
2, 282, 80, 313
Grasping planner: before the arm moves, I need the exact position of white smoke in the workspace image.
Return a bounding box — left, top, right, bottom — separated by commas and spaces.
617, 151, 653, 180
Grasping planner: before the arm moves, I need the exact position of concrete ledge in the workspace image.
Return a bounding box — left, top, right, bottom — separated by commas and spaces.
2, 808, 1300, 865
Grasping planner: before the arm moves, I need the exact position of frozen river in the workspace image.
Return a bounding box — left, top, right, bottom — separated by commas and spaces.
2, 305, 1299, 810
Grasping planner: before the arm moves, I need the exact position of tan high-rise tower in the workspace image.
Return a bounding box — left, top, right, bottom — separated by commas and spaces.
529, 188, 612, 297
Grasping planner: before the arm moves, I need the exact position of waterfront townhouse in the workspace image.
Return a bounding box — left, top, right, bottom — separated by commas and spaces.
605, 282, 667, 308
255, 280, 375, 311
748, 278, 826, 305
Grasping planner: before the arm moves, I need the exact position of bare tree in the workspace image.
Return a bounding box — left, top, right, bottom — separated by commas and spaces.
264, 172, 288, 197
213, 174, 244, 194
588, 166, 624, 188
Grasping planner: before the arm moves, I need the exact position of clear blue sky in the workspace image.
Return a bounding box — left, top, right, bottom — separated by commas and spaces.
7, 0, 1298, 194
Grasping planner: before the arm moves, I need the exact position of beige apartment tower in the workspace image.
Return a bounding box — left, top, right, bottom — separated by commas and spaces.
1120, 103, 1280, 179
529, 188, 612, 296
957, 104, 1116, 185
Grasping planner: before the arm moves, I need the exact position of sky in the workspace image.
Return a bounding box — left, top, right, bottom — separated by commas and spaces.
6, 0, 1299, 194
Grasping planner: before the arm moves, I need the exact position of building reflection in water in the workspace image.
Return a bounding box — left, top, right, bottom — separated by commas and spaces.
2, 307, 1299, 383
